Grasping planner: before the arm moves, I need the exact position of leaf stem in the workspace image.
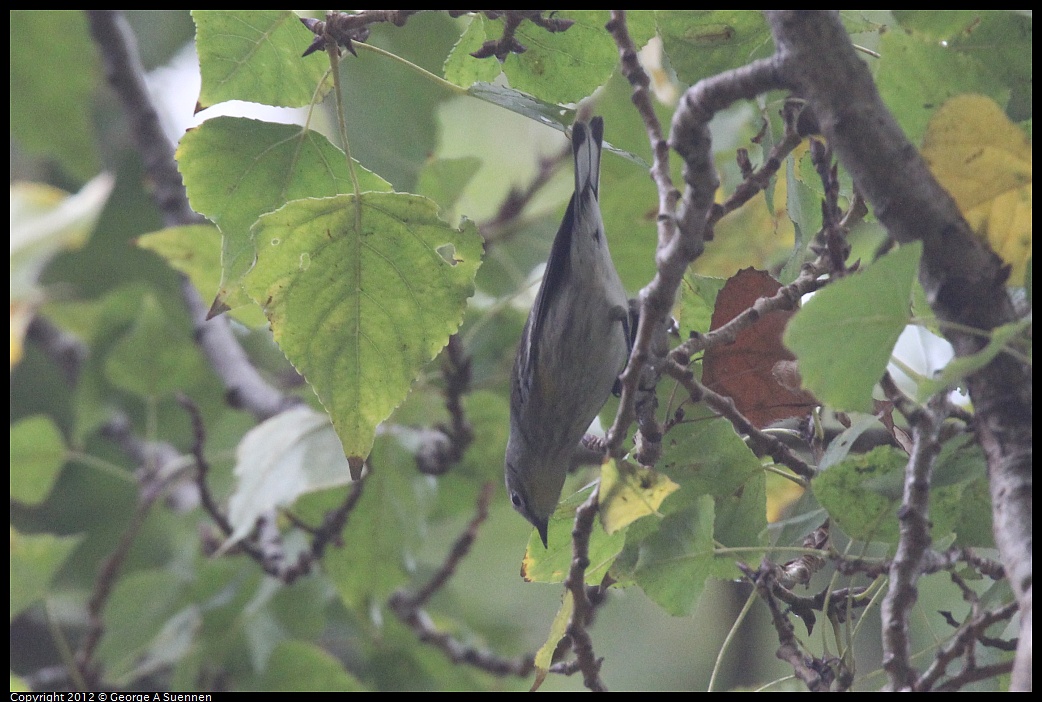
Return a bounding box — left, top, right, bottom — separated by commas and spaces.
763, 461, 810, 488
326, 34, 363, 234
708, 589, 756, 691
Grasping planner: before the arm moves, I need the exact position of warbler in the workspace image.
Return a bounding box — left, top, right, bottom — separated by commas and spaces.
505, 117, 630, 547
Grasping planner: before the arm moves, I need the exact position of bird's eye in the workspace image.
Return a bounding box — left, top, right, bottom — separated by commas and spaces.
510, 491, 523, 508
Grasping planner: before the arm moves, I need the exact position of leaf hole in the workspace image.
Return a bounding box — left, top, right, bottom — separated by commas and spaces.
436, 243, 460, 266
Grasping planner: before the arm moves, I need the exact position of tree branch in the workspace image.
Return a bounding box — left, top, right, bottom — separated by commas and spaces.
85, 10, 298, 422
764, 11, 1031, 689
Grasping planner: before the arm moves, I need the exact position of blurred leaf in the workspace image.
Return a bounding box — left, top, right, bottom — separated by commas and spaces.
599, 459, 679, 534
223, 406, 355, 549
784, 242, 921, 413
10, 11, 100, 181
875, 29, 1008, 144
10, 415, 67, 505
192, 10, 332, 109
657, 10, 773, 87
10, 529, 83, 620
416, 156, 482, 215
323, 444, 422, 612
894, 11, 1032, 120
714, 469, 767, 550
244, 193, 481, 464
176, 116, 391, 311
262, 640, 366, 691
696, 184, 797, 279
103, 293, 209, 398
892, 10, 986, 39
135, 224, 268, 327
921, 94, 1031, 284
820, 413, 888, 471
10, 175, 115, 302
130, 607, 202, 684
932, 434, 993, 547
95, 569, 185, 686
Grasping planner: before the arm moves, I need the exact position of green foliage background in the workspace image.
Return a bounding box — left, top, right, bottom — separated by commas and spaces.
10, 10, 1027, 692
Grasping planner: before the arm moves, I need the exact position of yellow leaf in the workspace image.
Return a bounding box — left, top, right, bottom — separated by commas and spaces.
531, 590, 573, 691
598, 459, 679, 534
922, 95, 1032, 284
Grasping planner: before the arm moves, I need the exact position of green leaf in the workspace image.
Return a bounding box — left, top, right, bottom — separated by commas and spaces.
714, 470, 767, 550
192, 10, 332, 109
10, 415, 67, 505
659, 412, 763, 499
656, 10, 774, 87
10, 530, 83, 620
652, 409, 768, 571
129, 607, 202, 684
104, 293, 209, 398
932, 435, 993, 547
813, 446, 907, 543
176, 116, 391, 310
632, 495, 721, 616
893, 11, 1032, 118
916, 317, 1031, 400
244, 193, 481, 464
224, 406, 355, 548
447, 11, 655, 105
10, 11, 100, 181
508, 10, 620, 105
784, 241, 922, 413
95, 569, 185, 686
262, 640, 365, 692
443, 16, 503, 88
875, 29, 1008, 144
892, 10, 984, 39
779, 153, 823, 283
521, 485, 626, 584
677, 274, 727, 339
322, 444, 423, 611
135, 224, 268, 327
813, 440, 991, 546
